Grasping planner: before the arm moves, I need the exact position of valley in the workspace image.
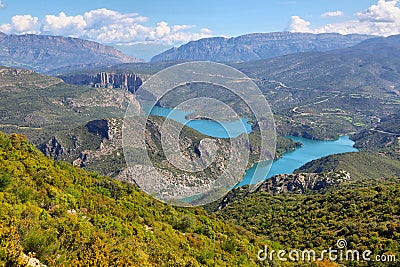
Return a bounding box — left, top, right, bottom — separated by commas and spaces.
0, 26, 399, 266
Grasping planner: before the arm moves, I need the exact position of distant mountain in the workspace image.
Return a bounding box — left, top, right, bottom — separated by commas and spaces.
151, 32, 373, 62
238, 35, 400, 94
230, 35, 400, 139
0, 32, 139, 73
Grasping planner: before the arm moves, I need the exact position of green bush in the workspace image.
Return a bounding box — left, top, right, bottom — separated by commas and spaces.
0, 171, 11, 191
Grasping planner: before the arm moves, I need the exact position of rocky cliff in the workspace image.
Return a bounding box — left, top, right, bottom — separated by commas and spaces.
253, 170, 351, 194
60, 72, 142, 92
151, 32, 373, 62
40, 115, 259, 200
0, 33, 139, 73
209, 170, 351, 211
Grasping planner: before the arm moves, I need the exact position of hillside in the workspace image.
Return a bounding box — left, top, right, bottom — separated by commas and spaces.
209, 180, 400, 263
151, 32, 372, 62
205, 151, 400, 266
296, 152, 400, 182
352, 113, 400, 153
0, 66, 133, 145
0, 131, 270, 266
0, 33, 138, 73
238, 35, 400, 96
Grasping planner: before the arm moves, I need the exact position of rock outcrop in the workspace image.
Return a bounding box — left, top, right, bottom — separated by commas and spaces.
253, 170, 351, 194
39, 136, 65, 160
212, 170, 352, 211
60, 72, 142, 93
39, 113, 260, 200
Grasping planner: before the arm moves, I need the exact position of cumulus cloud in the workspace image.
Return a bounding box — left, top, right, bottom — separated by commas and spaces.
288, 0, 400, 36
0, 8, 213, 45
42, 12, 86, 36
321, 11, 344, 18
0, 15, 39, 34
287, 16, 311, 32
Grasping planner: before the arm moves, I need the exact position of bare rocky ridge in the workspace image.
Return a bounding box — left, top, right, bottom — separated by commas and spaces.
40, 114, 350, 202
0, 33, 139, 73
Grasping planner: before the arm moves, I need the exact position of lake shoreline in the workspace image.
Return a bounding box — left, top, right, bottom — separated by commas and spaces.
238, 135, 359, 186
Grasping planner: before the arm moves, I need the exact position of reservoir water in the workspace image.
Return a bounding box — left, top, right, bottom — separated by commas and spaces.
146, 105, 252, 138
237, 135, 359, 186
147, 106, 358, 185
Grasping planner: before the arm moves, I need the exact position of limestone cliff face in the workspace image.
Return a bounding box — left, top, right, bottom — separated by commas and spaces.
71, 118, 124, 170
39, 118, 123, 174
60, 72, 142, 93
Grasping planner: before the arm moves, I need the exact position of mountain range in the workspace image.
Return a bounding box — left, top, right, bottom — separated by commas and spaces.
151, 32, 373, 62
0, 32, 138, 73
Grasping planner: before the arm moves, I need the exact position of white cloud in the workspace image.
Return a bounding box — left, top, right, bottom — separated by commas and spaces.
0, 8, 213, 45
357, 0, 400, 22
42, 12, 86, 37
288, 0, 400, 36
0, 15, 39, 34
287, 16, 311, 32
321, 11, 344, 18
172, 25, 195, 32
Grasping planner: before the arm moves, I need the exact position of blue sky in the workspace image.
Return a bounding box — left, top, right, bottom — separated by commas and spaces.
0, 0, 399, 49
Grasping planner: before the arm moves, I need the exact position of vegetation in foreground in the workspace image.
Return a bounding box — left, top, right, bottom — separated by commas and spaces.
209, 151, 400, 267
0, 131, 267, 266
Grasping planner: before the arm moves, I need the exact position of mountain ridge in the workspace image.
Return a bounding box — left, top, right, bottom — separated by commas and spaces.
151, 32, 374, 62
0, 33, 139, 73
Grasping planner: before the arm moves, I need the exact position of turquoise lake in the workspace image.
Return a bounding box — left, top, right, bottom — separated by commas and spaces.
146, 105, 252, 138
237, 135, 359, 186
147, 105, 359, 185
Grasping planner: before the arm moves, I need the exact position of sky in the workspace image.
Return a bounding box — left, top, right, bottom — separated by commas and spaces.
0, 0, 399, 47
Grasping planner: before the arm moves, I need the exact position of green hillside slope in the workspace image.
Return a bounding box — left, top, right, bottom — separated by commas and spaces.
211, 181, 400, 264
296, 152, 400, 183
0, 66, 132, 145
0, 131, 266, 266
